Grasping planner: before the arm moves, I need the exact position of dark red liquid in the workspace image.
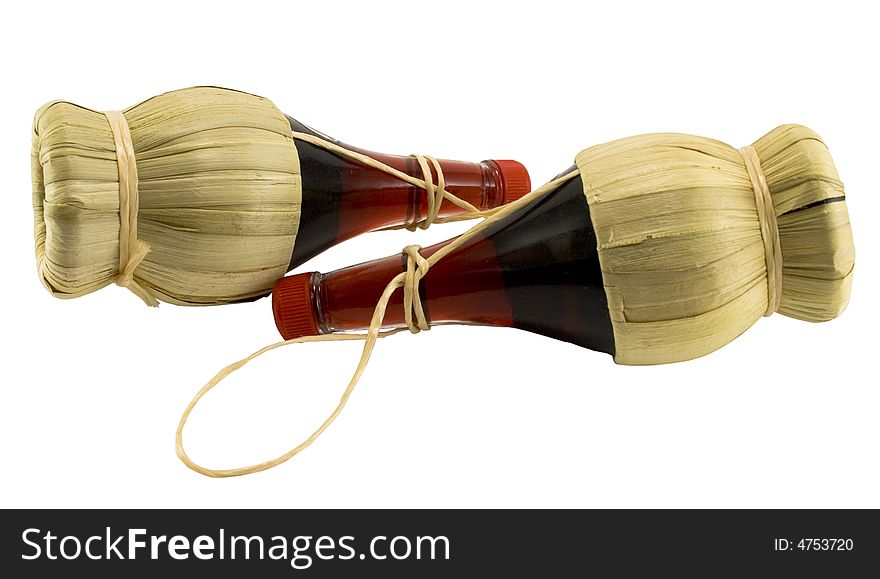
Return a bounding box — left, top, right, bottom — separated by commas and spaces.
288, 172, 615, 355
287, 116, 518, 268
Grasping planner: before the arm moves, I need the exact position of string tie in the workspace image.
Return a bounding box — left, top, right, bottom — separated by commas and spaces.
739, 145, 782, 316
103, 110, 158, 307
406, 155, 454, 230
402, 245, 431, 332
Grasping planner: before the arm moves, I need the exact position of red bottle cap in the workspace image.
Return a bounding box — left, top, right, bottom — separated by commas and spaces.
272, 273, 320, 340
490, 159, 531, 204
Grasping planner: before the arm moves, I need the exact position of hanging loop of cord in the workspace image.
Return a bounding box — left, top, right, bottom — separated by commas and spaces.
175, 171, 579, 477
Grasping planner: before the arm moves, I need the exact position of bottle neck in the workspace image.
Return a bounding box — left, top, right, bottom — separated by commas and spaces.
286, 115, 526, 268
315, 233, 513, 333
277, 172, 615, 356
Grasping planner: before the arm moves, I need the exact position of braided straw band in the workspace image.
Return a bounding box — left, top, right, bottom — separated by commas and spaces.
103, 111, 158, 307
739, 145, 782, 316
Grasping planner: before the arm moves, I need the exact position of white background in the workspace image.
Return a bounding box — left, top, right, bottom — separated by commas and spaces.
1, 0, 877, 508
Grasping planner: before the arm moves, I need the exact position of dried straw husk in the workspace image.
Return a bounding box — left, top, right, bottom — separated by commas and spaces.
576, 125, 854, 365
32, 87, 301, 305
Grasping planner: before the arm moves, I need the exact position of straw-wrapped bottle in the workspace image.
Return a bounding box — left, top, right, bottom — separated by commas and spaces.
32, 87, 530, 306
274, 125, 854, 364
177, 123, 855, 477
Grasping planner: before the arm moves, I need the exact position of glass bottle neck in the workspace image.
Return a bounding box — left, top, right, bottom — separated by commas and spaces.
317, 233, 513, 333
286, 115, 521, 268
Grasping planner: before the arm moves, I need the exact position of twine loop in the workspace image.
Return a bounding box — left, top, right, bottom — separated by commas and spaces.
103, 111, 159, 307
406, 155, 448, 231
402, 245, 431, 332
739, 145, 782, 316
289, 132, 485, 231
174, 167, 579, 477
